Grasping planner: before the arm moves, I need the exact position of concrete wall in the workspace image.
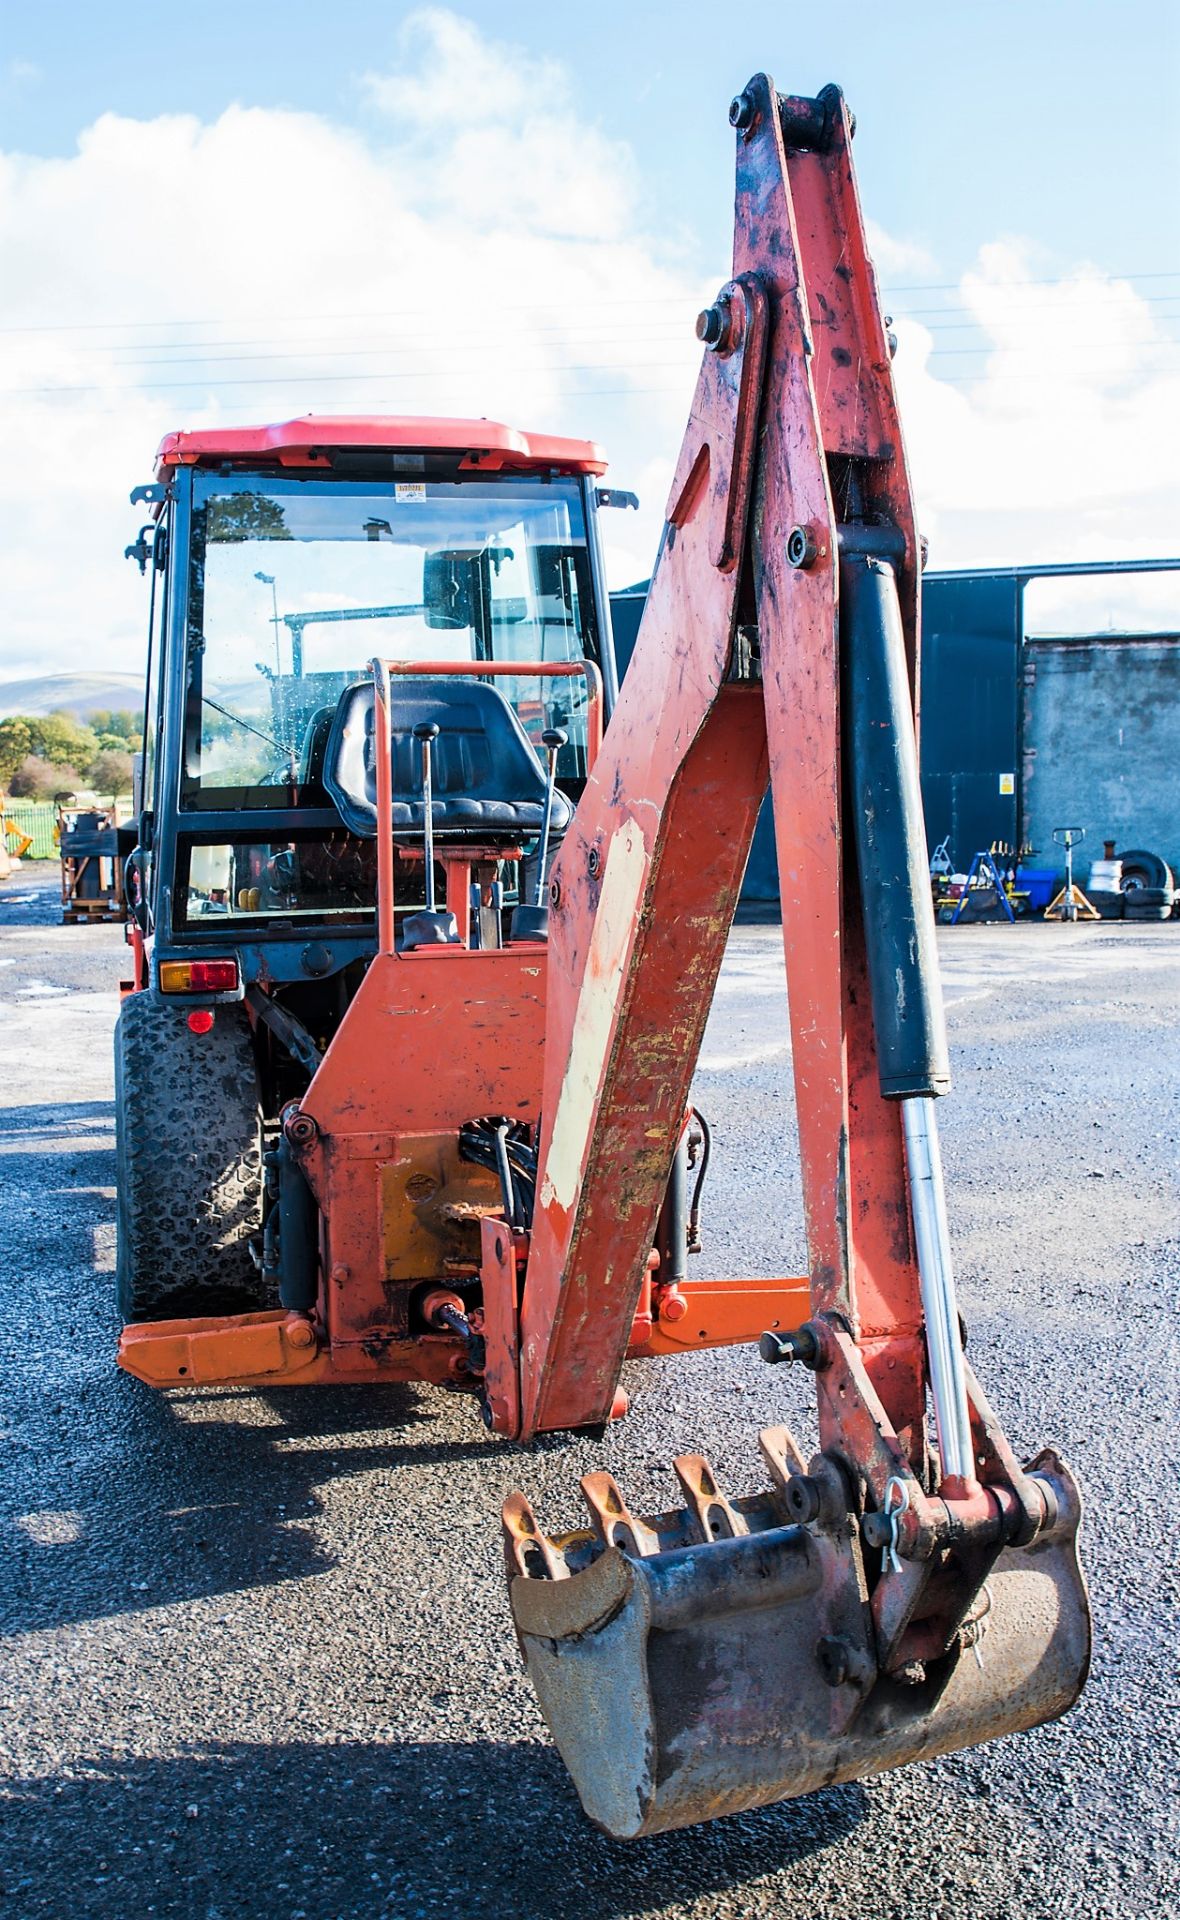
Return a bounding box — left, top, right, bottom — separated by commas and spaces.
1022, 635, 1180, 878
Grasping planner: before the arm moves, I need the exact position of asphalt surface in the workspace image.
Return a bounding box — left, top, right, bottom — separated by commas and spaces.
1, 860, 1177, 1920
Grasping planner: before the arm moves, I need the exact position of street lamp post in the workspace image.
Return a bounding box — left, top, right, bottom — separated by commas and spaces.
254, 570, 293, 780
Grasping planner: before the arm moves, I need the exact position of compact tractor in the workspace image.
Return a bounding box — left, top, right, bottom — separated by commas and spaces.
116, 74, 1089, 1838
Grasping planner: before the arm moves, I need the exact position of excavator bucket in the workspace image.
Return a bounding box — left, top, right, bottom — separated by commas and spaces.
504, 1445, 1089, 1839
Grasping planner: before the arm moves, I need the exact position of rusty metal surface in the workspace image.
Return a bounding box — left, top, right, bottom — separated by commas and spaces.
503, 71, 1092, 1837
517, 198, 774, 1443
507, 1444, 1089, 1840
116, 1309, 465, 1389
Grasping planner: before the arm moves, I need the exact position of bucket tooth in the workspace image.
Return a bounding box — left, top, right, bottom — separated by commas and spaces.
501, 1490, 567, 1581
671, 1453, 748, 1541
758, 1424, 810, 1503
580, 1472, 660, 1557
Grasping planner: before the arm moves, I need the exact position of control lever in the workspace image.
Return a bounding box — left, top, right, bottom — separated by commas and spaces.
512, 728, 568, 943
400, 720, 460, 949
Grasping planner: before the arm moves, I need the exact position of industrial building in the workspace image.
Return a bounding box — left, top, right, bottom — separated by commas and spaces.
611, 557, 1179, 906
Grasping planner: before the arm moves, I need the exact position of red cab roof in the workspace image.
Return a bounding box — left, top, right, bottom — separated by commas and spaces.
156, 415, 607, 476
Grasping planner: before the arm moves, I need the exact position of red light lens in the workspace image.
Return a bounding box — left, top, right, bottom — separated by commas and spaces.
187, 1009, 215, 1035
188, 960, 239, 992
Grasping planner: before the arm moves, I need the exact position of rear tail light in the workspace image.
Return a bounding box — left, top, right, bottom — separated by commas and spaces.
159, 959, 240, 994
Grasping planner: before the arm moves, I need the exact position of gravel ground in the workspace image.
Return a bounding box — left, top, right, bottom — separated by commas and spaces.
0, 860, 1177, 1920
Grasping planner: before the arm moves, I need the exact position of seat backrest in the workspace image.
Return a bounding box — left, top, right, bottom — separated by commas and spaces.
323, 676, 573, 843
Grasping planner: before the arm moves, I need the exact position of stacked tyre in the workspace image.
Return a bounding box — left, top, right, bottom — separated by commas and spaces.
1118, 848, 1175, 922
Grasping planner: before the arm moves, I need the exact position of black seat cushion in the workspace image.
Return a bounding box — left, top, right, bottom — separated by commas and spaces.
323, 676, 574, 845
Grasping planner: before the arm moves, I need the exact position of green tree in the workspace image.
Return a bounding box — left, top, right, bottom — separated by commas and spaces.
87, 748, 135, 798
28, 710, 100, 770
94, 728, 142, 754
207, 494, 291, 543
89, 708, 141, 742
0, 716, 33, 793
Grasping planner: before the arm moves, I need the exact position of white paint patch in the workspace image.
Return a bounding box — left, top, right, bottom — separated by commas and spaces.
15, 1510, 84, 1546
539, 818, 648, 1214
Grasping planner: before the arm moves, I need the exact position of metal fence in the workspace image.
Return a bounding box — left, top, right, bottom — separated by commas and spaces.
1, 802, 59, 860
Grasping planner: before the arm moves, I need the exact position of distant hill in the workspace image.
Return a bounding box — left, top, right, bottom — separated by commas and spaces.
0, 672, 144, 719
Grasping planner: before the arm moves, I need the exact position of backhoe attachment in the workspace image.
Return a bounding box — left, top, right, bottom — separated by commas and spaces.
501, 74, 1090, 1838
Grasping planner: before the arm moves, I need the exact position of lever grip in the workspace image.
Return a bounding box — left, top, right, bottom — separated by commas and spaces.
841, 552, 950, 1099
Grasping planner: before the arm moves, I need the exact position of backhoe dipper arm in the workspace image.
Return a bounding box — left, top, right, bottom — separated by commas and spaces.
518, 77, 926, 1446
502, 76, 1089, 1843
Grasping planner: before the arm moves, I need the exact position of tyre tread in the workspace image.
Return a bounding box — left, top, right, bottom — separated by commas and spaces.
115, 993, 269, 1322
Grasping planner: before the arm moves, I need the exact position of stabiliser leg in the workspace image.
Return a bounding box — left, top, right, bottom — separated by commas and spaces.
502, 75, 1089, 1839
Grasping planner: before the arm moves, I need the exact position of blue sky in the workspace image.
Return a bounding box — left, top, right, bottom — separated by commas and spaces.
4, 0, 1178, 284
0, 2, 1177, 676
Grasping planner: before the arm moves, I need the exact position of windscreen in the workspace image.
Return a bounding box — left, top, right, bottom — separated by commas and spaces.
181, 472, 598, 809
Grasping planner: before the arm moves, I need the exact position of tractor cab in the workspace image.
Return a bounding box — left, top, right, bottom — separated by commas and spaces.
114, 415, 636, 1337
128, 416, 619, 1004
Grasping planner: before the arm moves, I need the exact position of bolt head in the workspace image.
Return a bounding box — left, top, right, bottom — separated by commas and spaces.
285, 1110, 318, 1147
729, 90, 756, 131
695, 304, 726, 348
787, 526, 819, 570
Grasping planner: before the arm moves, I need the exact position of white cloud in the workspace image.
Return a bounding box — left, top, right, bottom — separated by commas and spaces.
865, 218, 937, 282
892, 240, 1180, 585
0, 9, 1172, 688
0, 13, 701, 680
361, 9, 567, 128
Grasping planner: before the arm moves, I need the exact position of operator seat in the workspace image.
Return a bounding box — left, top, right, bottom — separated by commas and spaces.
323, 676, 574, 846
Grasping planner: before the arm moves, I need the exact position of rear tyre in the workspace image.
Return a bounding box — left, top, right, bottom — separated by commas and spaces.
115, 991, 269, 1322
1118, 849, 1174, 894
1125, 893, 1174, 922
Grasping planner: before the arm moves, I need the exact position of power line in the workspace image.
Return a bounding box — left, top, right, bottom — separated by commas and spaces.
5, 334, 1179, 400
1, 300, 1174, 384
1, 269, 1177, 338
3, 360, 1173, 421
24, 293, 1176, 371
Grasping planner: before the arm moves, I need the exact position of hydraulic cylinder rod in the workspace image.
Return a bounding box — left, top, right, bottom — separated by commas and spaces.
900, 1096, 973, 1480
841, 547, 974, 1486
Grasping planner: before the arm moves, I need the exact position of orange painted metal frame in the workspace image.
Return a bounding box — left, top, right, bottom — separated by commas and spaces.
157, 417, 608, 475
505, 76, 928, 1446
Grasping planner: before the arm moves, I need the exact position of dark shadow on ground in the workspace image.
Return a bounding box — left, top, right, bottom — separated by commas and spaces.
0, 1739, 869, 1920
0, 1099, 501, 1635
2, 1366, 503, 1636
0, 1098, 117, 1137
